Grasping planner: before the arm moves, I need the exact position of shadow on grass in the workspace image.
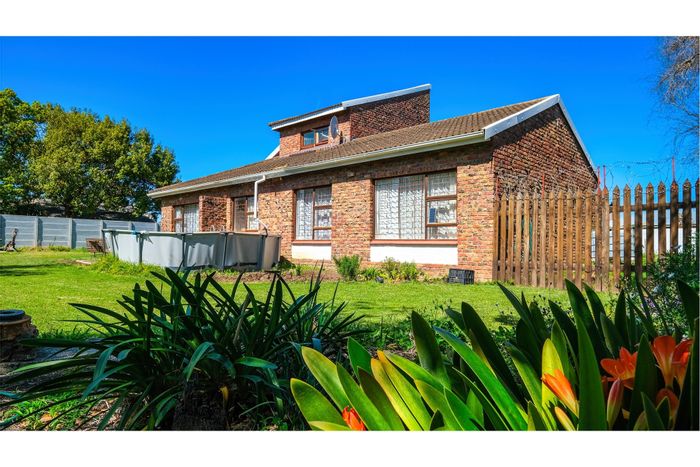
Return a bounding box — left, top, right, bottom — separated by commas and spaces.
0, 263, 57, 276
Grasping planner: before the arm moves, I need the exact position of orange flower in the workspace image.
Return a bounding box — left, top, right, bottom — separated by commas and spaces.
652, 336, 676, 388
672, 339, 693, 388
601, 347, 637, 389
342, 406, 366, 431
606, 378, 624, 429
542, 369, 579, 416
656, 388, 680, 423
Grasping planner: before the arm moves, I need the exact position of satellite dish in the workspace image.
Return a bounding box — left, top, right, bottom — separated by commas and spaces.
329, 115, 339, 139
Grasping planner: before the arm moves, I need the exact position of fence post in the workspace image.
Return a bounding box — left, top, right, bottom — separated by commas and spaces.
499, 194, 507, 282
0, 214, 4, 246
623, 185, 632, 279
514, 193, 523, 285
601, 188, 610, 291
634, 184, 643, 279
645, 183, 655, 269
539, 193, 547, 288
522, 192, 530, 286
584, 193, 592, 285
548, 191, 556, 288
575, 189, 583, 288
67, 218, 74, 249
682, 180, 692, 247
531, 194, 539, 286
612, 187, 620, 288
658, 182, 667, 257
492, 194, 500, 281
506, 194, 514, 282
670, 181, 679, 250
34, 216, 40, 247
594, 191, 603, 291
565, 191, 574, 286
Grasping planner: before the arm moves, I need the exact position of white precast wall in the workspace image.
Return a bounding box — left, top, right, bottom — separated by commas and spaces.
0, 213, 158, 248
291, 244, 332, 261
370, 245, 458, 265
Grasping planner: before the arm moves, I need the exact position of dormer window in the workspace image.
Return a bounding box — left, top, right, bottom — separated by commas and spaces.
301, 127, 329, 148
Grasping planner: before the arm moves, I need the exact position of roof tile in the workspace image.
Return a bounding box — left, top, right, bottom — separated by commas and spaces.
151, 96, 547, 195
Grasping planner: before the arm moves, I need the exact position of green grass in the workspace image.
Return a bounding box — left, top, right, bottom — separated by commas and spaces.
0, 249, 579, 334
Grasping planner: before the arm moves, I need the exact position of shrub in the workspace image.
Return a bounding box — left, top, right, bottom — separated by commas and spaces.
291, 279, 698, 431
359, 266, 381, 281
625, 240, 699, 334
379, 258, 423, 281
399, 261, 420, 281
381, 257, 401, 280
333, 255, 361, 281
0, 270, 364, 430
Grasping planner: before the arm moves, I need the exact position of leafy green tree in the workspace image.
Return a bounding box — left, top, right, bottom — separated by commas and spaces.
29, 104, 178, 218
0, 89, 42, 212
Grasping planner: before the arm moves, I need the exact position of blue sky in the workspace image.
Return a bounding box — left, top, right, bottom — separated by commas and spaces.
1, 37, 695, 186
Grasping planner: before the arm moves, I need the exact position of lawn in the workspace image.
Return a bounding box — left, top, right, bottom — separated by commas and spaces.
0, 249, 578, 334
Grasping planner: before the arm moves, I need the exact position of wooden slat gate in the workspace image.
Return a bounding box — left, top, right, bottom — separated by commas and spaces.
492, 179, 699, 290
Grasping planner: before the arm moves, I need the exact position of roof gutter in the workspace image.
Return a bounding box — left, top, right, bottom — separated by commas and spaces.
148, 130, 485, 199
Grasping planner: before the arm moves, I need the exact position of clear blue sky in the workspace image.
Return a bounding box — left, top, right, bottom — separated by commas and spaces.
1, 37, 695, 186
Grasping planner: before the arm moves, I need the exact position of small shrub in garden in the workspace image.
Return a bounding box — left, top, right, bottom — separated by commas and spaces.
0, 269, 364, 430
380, 257, 423, 281
399, 262, 420, 281
291, 279, 698, 431
625, 240, 699, 334
333, 255, 362, 281
359, 266, 381, 281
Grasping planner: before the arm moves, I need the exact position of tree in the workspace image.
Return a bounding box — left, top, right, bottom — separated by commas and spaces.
656, 36, 699, 163
0, 89, 42, 213
28, 103, 179, 218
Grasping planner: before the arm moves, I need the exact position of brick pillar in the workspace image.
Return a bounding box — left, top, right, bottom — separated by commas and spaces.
257, 189, 294, 259
456, 162, 495, 282
226, 198, 235, 231
160, 205, 174, 232
199, 195, 228, 232
332, 178, 373, 260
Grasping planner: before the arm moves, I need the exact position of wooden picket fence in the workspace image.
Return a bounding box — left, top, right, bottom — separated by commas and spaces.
492, 179, 699, 291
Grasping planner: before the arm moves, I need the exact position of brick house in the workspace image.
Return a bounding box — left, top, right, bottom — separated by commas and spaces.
149, 85, 597, 281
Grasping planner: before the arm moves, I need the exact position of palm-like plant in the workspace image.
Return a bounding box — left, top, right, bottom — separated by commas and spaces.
292, 280, 698, 431
0, 268, 363, 430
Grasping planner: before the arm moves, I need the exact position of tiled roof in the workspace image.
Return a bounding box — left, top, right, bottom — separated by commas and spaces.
151, 96, 548, 195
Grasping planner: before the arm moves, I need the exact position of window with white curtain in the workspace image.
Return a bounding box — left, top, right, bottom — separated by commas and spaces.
295, 186, 332, 240
174, 204, 199, 233
375, 171, 457, 240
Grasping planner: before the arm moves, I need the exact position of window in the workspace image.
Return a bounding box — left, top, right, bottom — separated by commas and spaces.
301, 127, 329, 148
234, 196, 259, 232
174, 204, 199, 233
295, 186, 332, 240
375, 171, 457, 240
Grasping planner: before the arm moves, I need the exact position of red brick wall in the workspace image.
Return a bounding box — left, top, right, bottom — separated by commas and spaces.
158, 145, 495, 280
256, 144, 494, 279
276, 90, 430, 157
278, 113, 351, 157
199, 195, 228, 232
160, 205, 174, 231
349, 90, 430, 139
491, 104, 597, 195
159, 183, 255, 232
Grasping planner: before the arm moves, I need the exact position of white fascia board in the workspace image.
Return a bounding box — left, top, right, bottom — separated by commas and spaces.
264, 145, 280, 160
341, 83, 431, 108
269, 84, 432, 131
269, 106, 344, 130
482, 94, 594, 170
148, 130, 484, 199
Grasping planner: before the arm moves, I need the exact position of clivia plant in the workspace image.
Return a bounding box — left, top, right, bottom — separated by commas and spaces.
291, 280, 698, 431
